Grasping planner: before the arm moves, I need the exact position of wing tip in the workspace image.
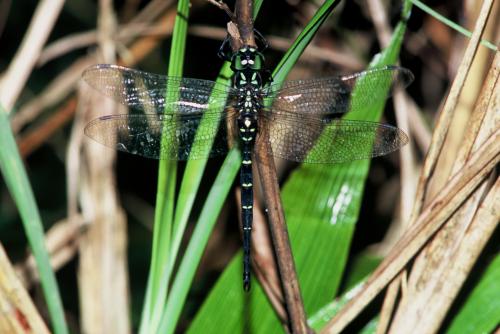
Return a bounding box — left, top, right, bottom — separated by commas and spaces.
83, 117, 101, 137
82, 64, 129, 83
383, 65, 414, 89
397, 127, 410, 146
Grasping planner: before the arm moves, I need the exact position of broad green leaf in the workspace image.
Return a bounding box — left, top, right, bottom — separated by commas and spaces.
0, 106, 68, 334
359, 318, 379, 334
341, 253, 382, 293
283, 4, 412, 332
445, 252, 500, 334
308, 281, 366, 331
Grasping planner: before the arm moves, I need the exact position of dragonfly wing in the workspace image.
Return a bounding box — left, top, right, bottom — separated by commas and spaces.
260, 112, 408, 163
83, 64, 237, 114
84, 111, 237, 160
263, 66, 413, 116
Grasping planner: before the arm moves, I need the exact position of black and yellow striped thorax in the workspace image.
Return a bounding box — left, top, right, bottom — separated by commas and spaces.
230, 46, 265, 150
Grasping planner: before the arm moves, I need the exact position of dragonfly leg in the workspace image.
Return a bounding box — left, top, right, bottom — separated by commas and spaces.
219, 28, 269, 62
254, 29, 269, 52
218, 34, 233, 61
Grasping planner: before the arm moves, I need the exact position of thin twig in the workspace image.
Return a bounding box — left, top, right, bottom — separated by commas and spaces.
254, 135, 310, 334
14, 216, 85, 288
11, 57, 96, 133
207, 0, 235, 19
366, 0, 392, 47
0, 0, 65, 112
40, 23, 364, 72
18, 98, 77, 157
406, 99, 431, 153
38, 23, 168, 66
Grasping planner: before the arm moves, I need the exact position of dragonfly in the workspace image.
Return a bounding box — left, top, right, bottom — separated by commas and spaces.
83, 42, 413, 291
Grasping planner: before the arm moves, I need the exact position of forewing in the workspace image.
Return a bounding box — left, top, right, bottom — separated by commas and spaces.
263, 66, 413, 116
260, 112, 408, 163
83, 64, 237, 114
84, 111, 238, 160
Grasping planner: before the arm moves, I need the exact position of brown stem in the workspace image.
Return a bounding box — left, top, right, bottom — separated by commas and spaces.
219, 0, 310, 332
255, 131, 310, 334
234, 0, 254, 46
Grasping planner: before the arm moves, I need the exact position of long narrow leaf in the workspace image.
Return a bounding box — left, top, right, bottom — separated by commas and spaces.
139, 0, 191, 332
0, 106, 68, 334
158, 149, 241, 334
272, 0, 341, 83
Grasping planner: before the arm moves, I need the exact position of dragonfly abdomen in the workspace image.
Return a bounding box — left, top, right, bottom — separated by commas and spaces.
231, 45, 266, 291
238, 114, 257, 291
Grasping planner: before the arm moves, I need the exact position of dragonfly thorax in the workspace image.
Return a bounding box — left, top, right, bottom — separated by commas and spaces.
231, 45, 265, 90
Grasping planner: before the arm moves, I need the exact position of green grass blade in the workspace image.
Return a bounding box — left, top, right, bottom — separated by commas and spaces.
271, 0, 341, 83
411, 0, 497, 51
308, 281, 366, 331
157, 149, 241, 334
341, 253, 382, 293
445, 253, 500, 334
308, 254, 382, 333
139, 0, 190, 333
170, 0, 265, 263
167, 74, 232, 283
0, 106, 69, 334
188, 1, 411, 332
